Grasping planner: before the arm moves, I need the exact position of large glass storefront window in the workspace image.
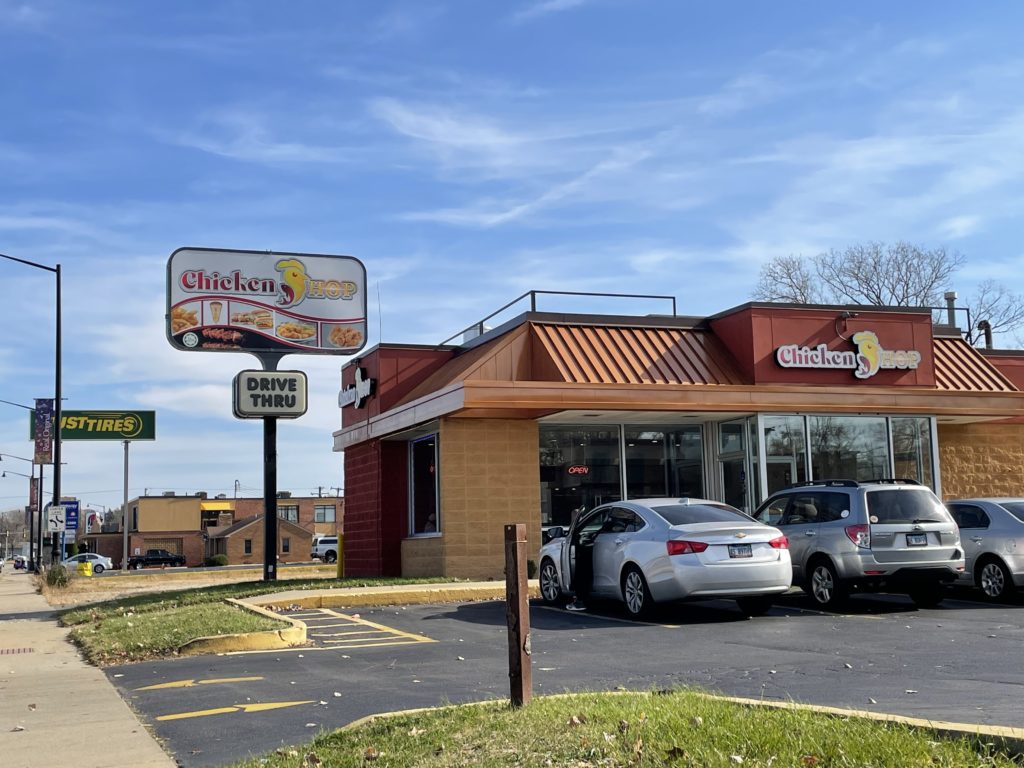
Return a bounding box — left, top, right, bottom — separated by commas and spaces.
809, 416, 888, 481
539, 427, 622, 527
625, 426, 703, 500
410, 434, 439, 535
763, 415, 809, 496
718, 420, 748, 511
891, 417, 934, 486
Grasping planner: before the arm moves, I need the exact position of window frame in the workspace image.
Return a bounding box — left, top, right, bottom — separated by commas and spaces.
409, 433, 441, 537
314, 504, 336, 523
243, 538, 252, 555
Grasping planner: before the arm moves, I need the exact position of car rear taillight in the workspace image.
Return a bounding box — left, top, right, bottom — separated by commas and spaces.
845, 524, 870, 548
769, 536, 789, 549
667, 540, 709, 556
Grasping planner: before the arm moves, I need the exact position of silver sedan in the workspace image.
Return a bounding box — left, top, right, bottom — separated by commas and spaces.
947, 498, 1024, 600
538, 498, 792, 617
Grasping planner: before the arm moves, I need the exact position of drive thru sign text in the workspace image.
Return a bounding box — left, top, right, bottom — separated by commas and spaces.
233, 370, 308, 419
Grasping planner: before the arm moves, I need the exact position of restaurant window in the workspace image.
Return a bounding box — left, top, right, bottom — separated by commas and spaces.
539, 426, 622, 528
314, 505, 335, 523
809, 416, 888, 481
625, 426, 703, 500
243, 539, 252, 555
281, 537, 290, 554
763, 415, 809, 496
719, 420, 748, 512
410, 434, 439, 535
278, 505, 299, 523
891, 417, 933, 487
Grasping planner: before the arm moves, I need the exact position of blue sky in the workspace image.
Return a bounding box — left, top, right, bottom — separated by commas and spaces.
2, 1, 1024, 513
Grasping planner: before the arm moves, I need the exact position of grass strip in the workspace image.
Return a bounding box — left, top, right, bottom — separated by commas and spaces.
59, 576, 461, 626
59, 576, 462, 665
231, 690, 1022, 768
69, 602, 286, 665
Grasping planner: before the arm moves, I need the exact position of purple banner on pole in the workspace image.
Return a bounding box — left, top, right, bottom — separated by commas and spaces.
33, 398, 54, 465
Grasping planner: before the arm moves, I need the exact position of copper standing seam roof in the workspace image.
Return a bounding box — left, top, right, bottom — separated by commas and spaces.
932, 337, 1018, 392
531, 323, 746, 385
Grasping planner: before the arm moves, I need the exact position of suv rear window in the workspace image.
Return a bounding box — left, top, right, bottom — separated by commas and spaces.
866, 490, 950, 524
652, 504, 751, 526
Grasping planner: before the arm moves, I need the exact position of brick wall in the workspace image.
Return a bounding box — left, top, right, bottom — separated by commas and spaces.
223, 522, 312, 566
436, 418, 540, 579
939, 422, 1024, 499
82, 531, 204, 568
343, 441, 383, 575
234, 496, 343, 536
401, 536, 443, 577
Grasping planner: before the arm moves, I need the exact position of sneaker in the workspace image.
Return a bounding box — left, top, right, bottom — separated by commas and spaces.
565, 600, 588, 612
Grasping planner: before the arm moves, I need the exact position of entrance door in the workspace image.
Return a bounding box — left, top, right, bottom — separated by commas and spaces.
766, 457, 798, 496
720, 458, 747, 511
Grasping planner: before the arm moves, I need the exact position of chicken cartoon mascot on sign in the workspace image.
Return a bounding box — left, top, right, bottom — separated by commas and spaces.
275, 259, 309, 308
852, 330, 881, 379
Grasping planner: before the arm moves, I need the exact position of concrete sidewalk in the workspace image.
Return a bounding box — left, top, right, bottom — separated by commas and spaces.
0, 568, 174, 768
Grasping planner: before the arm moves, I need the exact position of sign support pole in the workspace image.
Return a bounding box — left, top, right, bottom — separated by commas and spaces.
122, 440, 130, 572
259, 353, 283, 582
36, 464, 45, 572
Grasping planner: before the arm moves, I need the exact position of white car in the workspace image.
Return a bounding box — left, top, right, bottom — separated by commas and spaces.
538, 498, 792, 617
62, 553, 114, 574
311, 536, 339, 563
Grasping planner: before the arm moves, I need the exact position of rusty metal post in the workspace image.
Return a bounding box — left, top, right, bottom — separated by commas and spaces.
504, 523, 532, 707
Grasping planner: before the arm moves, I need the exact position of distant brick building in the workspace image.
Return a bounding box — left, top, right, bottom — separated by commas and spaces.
80, 493, 342, 568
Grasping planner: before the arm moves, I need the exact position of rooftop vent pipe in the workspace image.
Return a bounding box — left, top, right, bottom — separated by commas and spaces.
943, 290, 957, 327
978, 319, 993, 349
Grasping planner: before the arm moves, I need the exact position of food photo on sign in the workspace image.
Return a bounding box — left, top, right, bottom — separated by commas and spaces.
165, 248, 368, 356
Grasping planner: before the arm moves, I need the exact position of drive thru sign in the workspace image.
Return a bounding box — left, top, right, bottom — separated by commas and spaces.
233, 370, 308, 419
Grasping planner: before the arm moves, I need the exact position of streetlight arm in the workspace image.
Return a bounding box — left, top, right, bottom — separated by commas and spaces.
0, 253, 58, 274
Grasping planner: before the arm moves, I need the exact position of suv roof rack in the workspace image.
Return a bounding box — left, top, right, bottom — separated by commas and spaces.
865, 478, 921, 485
786, 479, 859, 489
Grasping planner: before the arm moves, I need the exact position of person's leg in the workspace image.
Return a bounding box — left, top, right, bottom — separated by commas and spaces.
568, 540, 593, 610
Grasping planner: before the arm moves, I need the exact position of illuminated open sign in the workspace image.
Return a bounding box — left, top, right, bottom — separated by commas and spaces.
567, 465, 590, 475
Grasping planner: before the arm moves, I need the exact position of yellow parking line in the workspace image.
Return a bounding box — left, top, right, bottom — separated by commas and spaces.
320, 609, 433, 642
310, 630, 388, 637
137, 676, 264, 691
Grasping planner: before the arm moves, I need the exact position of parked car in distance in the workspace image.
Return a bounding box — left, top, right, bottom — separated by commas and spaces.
538, 498, 791, 618
13, 555, 26, 570
947, 498, 1024, 600
753, 479, 964, 609
311, 536, 339, 563
62, 552, 114, 574
127, 548, 186, 569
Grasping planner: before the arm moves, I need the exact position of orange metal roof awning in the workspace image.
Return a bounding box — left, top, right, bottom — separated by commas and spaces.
933, 337, 1017, 392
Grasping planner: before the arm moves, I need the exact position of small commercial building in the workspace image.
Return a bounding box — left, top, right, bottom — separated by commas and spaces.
82, 492, 342, 567
334, 299, 1024, 580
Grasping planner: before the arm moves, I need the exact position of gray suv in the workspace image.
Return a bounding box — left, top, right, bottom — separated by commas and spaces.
754, 479, 965, 608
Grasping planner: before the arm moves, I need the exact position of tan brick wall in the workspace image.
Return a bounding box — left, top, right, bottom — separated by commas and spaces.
425, 418, 540, 580
223, 523, 313, 566
401, 536, 444, 577
939, 422, 1024, 499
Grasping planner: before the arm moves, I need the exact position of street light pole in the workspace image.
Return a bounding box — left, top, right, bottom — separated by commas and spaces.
0, 253, 62, 568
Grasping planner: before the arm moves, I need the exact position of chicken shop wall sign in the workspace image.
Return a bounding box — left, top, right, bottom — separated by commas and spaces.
166, 247, 367, 356
775, 331, 921, 380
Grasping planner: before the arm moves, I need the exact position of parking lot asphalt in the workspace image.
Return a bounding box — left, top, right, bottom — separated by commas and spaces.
109, 590, 1024, 768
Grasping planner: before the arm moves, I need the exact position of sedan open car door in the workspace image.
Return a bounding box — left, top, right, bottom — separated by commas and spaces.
591, 507, 646, 596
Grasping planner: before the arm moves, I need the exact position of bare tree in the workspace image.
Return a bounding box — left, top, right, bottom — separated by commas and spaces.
753, 242, 1024, 346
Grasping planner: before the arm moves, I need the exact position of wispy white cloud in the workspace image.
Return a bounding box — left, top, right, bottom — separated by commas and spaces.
0, 0, 47, 27
940, 215, 981, 239
509, 0, 589, 25
369, 5, 445, 42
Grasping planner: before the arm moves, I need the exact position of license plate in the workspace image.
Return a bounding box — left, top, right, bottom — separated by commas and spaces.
728, 544, 752, 558
906, 533, 927, 547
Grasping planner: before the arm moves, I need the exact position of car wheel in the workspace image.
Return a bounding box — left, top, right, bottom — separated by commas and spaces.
977, 558, 1014, 600
539, 558, 562, 605
621, 566, 653, 618
324, 550, 337, 564
736, 596, 774, 617
93, 564, 104, 574
808, 559, 845, 609
909, 588, 944, 608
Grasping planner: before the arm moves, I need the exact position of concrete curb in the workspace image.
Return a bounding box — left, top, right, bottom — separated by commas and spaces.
246, 581, 540, 610
175, 598, 307, 656
336, 690, 1024, 756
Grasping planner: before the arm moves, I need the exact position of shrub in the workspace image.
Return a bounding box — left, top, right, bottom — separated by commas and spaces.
66, 542, 79, 558
527, 559, 537, 579
46, 565, 70, 589
205, 555, 229, 567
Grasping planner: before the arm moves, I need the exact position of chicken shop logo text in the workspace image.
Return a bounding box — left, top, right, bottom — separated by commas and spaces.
179, 258, 358, 310
775, 331, 921, 380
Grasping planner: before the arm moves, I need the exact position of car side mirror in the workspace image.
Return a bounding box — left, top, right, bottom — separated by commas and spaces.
543, 526, 565, 544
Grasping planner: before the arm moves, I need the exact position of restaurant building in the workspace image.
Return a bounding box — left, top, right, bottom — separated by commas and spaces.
334, 298, 1024, 580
